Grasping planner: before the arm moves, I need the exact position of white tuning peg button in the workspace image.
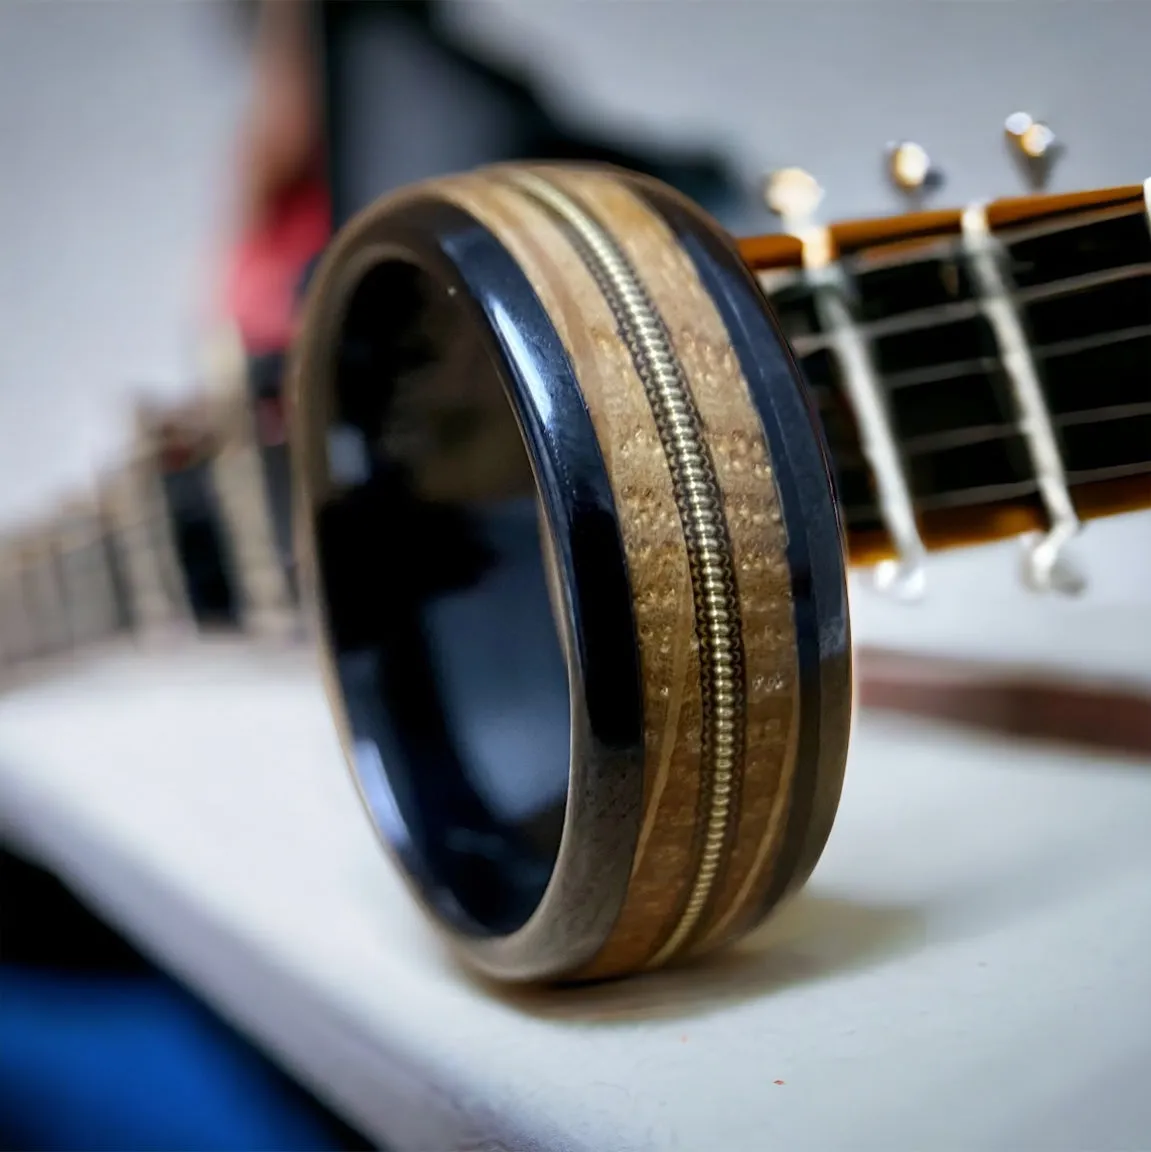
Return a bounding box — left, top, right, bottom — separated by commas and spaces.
1005, 112, 1061, 190
765, 167, 825, 235
1005, 112, 1057, 158
886, 140, 940, 198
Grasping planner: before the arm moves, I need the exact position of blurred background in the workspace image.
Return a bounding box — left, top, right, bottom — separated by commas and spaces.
1, 0, 1148, 674
0, 2, 1148, 1148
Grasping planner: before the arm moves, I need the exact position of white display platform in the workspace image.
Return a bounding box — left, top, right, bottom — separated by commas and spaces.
2, 641, 1150, 1152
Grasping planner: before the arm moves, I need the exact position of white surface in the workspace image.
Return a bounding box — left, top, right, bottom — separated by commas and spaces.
848, 509, 1151, 686
2, 642, 1151, 1151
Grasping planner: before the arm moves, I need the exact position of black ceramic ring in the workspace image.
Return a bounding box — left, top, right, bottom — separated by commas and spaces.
290, 163, 851, 983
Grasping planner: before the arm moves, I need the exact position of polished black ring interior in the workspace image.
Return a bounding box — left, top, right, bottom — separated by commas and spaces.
312, 203, 643, 939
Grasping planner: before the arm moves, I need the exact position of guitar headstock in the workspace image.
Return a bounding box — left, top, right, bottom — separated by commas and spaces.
747, 152, 1150, 601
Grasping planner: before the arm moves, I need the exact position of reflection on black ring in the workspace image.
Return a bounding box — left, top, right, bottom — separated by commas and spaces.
315, 259, 570, 937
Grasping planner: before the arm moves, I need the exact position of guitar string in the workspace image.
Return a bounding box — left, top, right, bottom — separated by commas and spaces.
764, 201, 1151, 523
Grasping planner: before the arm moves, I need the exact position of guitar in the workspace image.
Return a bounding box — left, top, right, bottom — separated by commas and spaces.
1, 176, 1148, 675
744, 177, 1150, 594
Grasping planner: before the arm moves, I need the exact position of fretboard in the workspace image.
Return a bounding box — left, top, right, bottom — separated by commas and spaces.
740, 182, 1151, 577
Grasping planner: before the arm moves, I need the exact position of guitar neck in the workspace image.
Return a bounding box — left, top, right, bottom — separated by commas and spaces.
738, 181, 1151, 575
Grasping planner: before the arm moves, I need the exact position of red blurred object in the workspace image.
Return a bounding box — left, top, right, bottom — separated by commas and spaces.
224, 175, 330, 355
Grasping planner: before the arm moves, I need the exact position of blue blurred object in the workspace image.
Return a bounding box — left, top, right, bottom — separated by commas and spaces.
0, 965, 340, 1151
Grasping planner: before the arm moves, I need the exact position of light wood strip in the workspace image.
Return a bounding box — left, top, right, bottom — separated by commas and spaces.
435, 172, 706, 976
533, 169, 801, 961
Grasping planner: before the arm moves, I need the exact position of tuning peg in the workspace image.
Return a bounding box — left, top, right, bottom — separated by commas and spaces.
764, 167, 825, 235
1004, 112, 1062, 191
885, 140, 943, 202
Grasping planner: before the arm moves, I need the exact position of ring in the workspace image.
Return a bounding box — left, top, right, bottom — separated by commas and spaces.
291, 163, 852, 983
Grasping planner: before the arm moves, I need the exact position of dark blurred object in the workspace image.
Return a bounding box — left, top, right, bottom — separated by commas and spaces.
2, 849, 146, 976
0, 847, 373, 1151
247, 351, 297, 598
147, 406, 241, 628
221, 0, 746, 623
318, 0, 745, 227
858, 648, 1151, 756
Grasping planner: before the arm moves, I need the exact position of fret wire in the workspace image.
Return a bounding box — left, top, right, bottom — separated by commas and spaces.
961, 201, 1081, 592
1033, 323, 1151, 361
843, 234, 960, 274
879, 328, 1148, 395
1067, 460, 1151, 485
813, 328, 1149, 400
790, 260, 1151, 357
1014, 263, 1151, 306
839, 298, 983, 342
884, 356, 1003, 390
834, 202, 1147, 277
788, 307, 975, 356
829, 202, 1142, 283
911, 479, 1039, 512
840, 466, 1150, 537
989, 201, 1147, 247
827, 398, 1151, 481
901, 424, 1015, 456
1056, 401, 1151, 428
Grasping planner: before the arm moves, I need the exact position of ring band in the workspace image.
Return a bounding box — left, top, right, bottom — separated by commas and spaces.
291, 164, 852, 983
